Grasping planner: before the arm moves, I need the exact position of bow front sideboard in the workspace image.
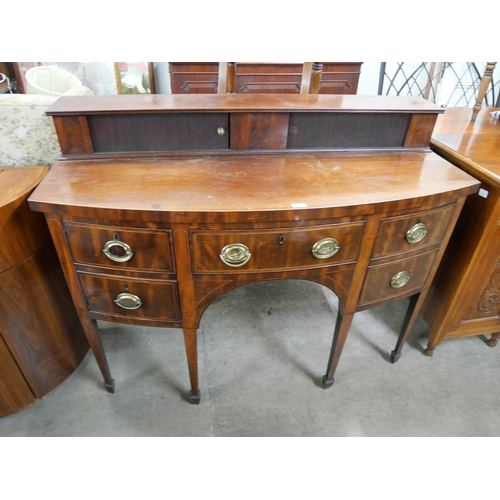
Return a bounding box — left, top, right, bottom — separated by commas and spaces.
28, 95, 479, 403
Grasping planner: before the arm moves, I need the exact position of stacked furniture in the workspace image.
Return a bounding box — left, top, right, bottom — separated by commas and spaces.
28, 94, 479, 403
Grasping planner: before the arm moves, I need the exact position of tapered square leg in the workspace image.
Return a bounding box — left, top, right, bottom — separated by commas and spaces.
79, 316, 115, 392
323, 311, 354, 388
183, 328, 201, 404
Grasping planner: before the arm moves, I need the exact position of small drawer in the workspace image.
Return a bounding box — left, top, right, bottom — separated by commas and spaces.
371, 204, 455, 259
64, 222, 174, 272
77, 272, 181, 322
191, 223, 364, 273
358, 250, 438, 306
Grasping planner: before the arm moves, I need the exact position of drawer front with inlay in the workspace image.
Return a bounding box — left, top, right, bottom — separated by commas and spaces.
191, 223, 364, 272
359, 250, 438, 306
64, 222, 174, 272
371, 204, 456, 259
77, 272, 181, 322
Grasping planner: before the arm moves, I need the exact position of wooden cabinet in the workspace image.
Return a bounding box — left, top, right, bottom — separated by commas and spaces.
28, 95, 479, 403
0, 167, 88, 417
168, 63, 362, 95
421, 107, 500, 354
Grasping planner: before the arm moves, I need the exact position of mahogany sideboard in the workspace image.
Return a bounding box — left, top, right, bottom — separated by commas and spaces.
28, 94, 479, 403
0, 167, 88, 417
168, 63, 362, 94
421, 106, 500, 354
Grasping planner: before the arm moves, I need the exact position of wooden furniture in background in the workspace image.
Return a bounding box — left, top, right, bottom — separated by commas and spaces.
0, 167, 89, 417
28, 95, 478, 403
169, 62, 362, 95
421, 106, 500, 354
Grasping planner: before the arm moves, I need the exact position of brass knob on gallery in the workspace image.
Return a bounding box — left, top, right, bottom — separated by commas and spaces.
390, 271, 411, 289
311, 238, 340, 259
406, 222, 427, 244
217, 127, 225, 136
220, 243, 251, 267
103, 238, 134, 262
114, 292, 143, 310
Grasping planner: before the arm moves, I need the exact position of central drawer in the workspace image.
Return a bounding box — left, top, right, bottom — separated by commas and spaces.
190, 223, 364, 272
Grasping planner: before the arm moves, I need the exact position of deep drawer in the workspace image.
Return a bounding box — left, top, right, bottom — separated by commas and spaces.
358, 250, 438, 306
64, 222, 174, 272
191, 223, 364, 273
371, 204, 455, 259
77, 272, 181, 321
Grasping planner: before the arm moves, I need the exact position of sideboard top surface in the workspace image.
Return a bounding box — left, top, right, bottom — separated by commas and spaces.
46, 94, 444, 115
28, 153, 478, 221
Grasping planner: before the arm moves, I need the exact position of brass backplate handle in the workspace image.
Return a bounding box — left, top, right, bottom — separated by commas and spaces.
220, 243, 251, 267
390, 271, 411, 288
406, 222, 427, 244
114, 292, 143, 310
312, 238, 340, 259
103, 239, 134, 262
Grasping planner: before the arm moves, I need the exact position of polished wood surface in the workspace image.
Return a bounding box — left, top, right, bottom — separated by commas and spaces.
28, 96, 479, 404
0, 167, 89, 417
46, 94, 443, 114
421, 107, 500, 353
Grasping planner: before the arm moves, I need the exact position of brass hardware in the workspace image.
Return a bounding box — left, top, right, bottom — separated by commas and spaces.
406, 222, 427, 244
311, 238, 340, 259
390, 271, 411, 288
103, 237, 134, 262
220, 243, 251, 267
217, 127, 225, 136
114, 292, 142, 310
279, 235, 285, 245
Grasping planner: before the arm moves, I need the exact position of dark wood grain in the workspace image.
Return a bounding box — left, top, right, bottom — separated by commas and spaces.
77, 272, 181, 322
64, 222, 174, 272
52, 116, 94, 154
0, 334, 34, 417
229, 112, 289, 149
0, 168, 89, 416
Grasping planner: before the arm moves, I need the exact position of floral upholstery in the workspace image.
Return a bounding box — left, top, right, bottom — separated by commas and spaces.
0, 94, 61, 167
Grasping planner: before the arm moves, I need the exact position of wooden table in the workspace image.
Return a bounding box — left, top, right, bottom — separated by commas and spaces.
0, 167, 89, 417
421, 106, 500, 354
28, 95, 479, 403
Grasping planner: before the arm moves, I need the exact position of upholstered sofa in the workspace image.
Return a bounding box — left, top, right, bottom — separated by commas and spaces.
0, 94, 61, 167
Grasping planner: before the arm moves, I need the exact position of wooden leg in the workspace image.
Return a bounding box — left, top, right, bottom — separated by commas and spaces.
391, 291, 428, 363
183, 328, 200, 404
323, 311, 354, 388
79, 316, 115, 393
487, 332, 500, 347
424, 342, 436, 357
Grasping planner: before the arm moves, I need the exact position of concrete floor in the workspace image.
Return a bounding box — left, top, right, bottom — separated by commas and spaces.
1, 279, 499, 437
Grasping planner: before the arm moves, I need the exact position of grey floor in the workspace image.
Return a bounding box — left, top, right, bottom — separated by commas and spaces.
1, 279, 499, 437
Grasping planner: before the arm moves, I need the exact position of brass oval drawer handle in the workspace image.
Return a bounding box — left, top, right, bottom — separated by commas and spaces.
220, 243, 251, 267
406, 222, 427, 244
103, 239, 134, 263
390, 271, 411, 288
312, 238, 340, 259
114, 292, 143, 310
